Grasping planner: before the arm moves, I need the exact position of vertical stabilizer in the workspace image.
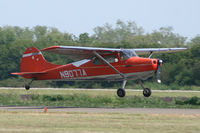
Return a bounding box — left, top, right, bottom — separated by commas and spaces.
21, 47, 59, 72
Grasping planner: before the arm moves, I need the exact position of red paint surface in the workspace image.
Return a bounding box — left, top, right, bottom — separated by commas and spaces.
12, 47, 159, 80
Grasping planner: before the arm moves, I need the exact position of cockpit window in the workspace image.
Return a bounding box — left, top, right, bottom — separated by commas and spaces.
93, 57, 101, 65
120, 50, 137, 60
104, 55, 118, 63
93, 50, 137, 64
93, 54, 118, 65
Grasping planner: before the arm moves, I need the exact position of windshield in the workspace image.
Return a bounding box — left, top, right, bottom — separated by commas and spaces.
120, 49, 137, 60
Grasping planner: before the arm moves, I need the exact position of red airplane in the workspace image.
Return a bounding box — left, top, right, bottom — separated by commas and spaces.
12, 46, 187, 97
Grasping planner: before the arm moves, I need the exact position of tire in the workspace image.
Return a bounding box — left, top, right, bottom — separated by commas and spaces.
117, 88, 126, 97
143, 88, 151, 97
25, 85, 30, 90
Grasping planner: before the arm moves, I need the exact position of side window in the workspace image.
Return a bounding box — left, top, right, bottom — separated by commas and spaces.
93, 57, 101, 65
104, 55, 118, 63
93, 55, 118, 65
120, 52, 129, 61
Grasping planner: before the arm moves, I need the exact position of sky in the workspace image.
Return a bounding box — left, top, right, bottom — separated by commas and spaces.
0, 0, 199, 40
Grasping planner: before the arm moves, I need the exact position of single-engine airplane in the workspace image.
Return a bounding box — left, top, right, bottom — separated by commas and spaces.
12, 46, 187, 97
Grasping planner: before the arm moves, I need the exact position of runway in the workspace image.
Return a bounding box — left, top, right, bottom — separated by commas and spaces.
0, 106, 200, 115
1, 87, 200, 93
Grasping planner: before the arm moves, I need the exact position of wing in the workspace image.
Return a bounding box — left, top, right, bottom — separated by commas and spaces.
41, 46, 122, 59
41, 46, 187, 59
133, 48, 187, 55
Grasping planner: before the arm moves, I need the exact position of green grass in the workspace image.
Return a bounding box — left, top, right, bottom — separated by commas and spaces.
0, 111, 199, 133
0, 88, 200, 108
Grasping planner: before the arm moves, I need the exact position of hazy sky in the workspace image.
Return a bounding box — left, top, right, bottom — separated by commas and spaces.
0, 0, 199, 40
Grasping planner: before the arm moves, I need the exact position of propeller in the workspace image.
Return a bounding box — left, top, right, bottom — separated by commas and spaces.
157, 59, 163, 83
157, 41, 162, 83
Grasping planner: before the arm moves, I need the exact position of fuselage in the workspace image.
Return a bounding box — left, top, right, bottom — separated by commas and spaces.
27, 56, 158, 81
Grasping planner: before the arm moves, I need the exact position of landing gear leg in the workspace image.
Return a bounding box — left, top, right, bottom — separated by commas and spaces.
138, 80, 152, 97
25, 79, 34, 90
117, 80, 127, 97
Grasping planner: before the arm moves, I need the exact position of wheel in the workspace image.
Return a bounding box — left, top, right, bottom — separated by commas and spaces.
143, 88, 151, 97
117, 88, 126, 97
25, 85, 30, 90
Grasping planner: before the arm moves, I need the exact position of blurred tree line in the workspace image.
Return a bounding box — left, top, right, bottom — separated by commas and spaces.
0, 20, 200, 88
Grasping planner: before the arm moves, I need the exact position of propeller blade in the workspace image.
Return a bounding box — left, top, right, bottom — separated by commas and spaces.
157, 59, 162, 83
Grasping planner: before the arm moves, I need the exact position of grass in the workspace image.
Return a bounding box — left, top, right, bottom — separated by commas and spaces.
0, 88, 200, 133
0, 111, 199, 133
0, 88, 200, 108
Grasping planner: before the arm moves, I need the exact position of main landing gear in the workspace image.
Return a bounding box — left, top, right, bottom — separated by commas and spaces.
117, 80, 127, 97
25, 79, 34, 90
117, 80, 152, 98
139, 80, 152, 97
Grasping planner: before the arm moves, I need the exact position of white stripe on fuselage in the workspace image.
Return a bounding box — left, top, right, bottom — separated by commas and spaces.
23, 52, 42, 58
72, 59, 91, 67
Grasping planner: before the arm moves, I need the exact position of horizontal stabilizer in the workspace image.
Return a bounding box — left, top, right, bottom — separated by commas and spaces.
11, 71, 46, 76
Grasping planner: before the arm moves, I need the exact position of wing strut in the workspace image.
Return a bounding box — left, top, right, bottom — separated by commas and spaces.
93, 51, 126, 79
148, 51, 153, 58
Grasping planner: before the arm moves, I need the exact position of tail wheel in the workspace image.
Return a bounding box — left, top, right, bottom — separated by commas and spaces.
143, 88, 151, 97
25, 85, 30, 90
117, 88, 126, 97
24, 79, 34, 90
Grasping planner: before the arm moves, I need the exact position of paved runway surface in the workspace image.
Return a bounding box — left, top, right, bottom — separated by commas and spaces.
0, 106, 200, 115
1, 87, 200, 93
